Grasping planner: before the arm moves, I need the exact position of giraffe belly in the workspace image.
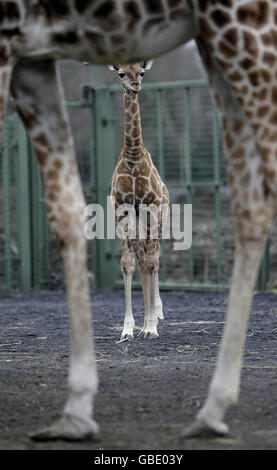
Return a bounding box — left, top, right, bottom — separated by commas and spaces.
17, 1, 194, 65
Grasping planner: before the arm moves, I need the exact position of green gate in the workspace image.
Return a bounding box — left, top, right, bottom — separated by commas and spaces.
87, 79, 270, 292
0, 115, 32, 292
0, 79, 270, 292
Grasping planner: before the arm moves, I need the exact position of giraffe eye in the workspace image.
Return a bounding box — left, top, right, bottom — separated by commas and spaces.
140, 71, 145, 77
118, 72, 125, 79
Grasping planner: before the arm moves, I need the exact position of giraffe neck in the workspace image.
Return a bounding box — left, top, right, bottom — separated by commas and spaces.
123, 92, 144, 164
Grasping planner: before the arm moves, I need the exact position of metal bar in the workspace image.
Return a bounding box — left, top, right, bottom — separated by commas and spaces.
90, 79, 209, 93
212, 109, 222, 285
88, 89, 97, 282
115, 280, 228, 291
156, 89, 167, 282
30, 145, 39, 289
90, 88, 101, 287
257, 238, 270, 290
156, 89, 165, 178
93, 88, 117, 288
109, 92, 119, 282
66, 79, 209, 107
162, 181, 226, 187
30, 145, 47, 289
90, 65, 99, 87
66, 101, 88, 108
16, 117, 32, 292
185, 87, 194, 284
2, 117, 12, 289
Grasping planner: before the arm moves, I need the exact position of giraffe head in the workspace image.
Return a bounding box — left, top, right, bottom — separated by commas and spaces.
109, 61, 153, 95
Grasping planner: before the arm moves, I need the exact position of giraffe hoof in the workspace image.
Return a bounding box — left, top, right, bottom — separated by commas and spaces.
138, 329, 159, 339
30, 414, 99, 442
117, 334, 134, 344
145, 331, 159, 339
182, 418, 229, 439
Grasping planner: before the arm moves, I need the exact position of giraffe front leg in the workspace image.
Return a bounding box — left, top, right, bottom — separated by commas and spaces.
32, 230, 99, 441
118, 240, 136, 342
31, 239, 99, 441
12, 60, 98, 441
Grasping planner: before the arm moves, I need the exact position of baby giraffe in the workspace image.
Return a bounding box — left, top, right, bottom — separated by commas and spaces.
109, 61, 169, 341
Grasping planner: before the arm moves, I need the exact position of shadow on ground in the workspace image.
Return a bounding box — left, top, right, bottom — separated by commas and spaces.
0, 290, 277, 450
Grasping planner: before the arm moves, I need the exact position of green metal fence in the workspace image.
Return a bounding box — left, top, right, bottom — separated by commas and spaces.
0, 115, 32, 292
0, 79, 271, 293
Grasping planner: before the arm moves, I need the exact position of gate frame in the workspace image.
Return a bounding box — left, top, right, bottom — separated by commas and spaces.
1, 78, 270, 292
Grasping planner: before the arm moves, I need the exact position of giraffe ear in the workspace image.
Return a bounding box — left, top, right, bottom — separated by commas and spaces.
109, 65, 119, 71
143, 60, 154, 70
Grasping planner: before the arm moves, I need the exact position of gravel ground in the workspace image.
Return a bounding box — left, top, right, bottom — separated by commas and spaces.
0, 289, 277, 450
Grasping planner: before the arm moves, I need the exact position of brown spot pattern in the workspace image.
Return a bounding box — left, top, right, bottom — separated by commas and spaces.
237, 1, 269, 29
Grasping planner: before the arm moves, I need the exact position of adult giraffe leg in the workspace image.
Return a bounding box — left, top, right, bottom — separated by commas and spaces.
184, 69, 275, 437
185, 237, 271, 436
12, 60, 98, 441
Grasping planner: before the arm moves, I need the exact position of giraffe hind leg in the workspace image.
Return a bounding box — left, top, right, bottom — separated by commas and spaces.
138, 269, 159, 338
135, 240, 160, 339
154, 274, 164, 321
183, 65, 275, 438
